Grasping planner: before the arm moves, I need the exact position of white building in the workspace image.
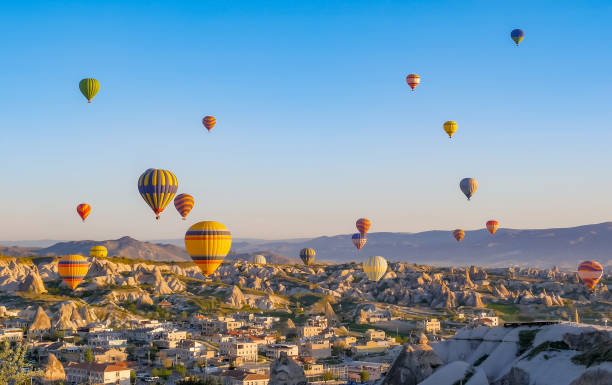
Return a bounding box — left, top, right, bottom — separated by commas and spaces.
476, 312, 500, 327
0, 328, 23, 341
416, 318, 440, 333
65, 362, 131, 385
219, 340, 258, 362
264, 344, 298, 359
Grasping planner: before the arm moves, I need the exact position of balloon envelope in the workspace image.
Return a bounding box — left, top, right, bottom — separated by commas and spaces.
89, 246, 108, 258
406, 74, 420, 90
486, 220, 499, 235
79, 78, 100, 103
511, 29, 524, 45
251, 255, 267, 265
443, 121, 458, 138
185, 221, 232, 276
138, 168, 178, 219
174, 193, 194, 220
77, 204, 91, 222
356, 218, 371, 236
460, 178, 478, 200
300, 248, 316, 266
58, 254, 90, 290
453, 229, 465, 242
202, 116, 216, 131
352, 233, 367, 251
578, 260, 603, 290
363, 256, 388, 282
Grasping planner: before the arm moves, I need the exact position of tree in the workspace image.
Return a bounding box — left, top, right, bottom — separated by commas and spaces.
0, 340, 43, 385
130, 370, 137, 385
84, 347, 94, 363
359, 371, 370, 383
323, 371, 334, 381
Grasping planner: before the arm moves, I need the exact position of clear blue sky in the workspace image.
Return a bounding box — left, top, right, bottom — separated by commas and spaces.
2, 0, 612, 241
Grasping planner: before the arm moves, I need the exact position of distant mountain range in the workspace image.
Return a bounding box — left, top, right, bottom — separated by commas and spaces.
2, 222, 612, 268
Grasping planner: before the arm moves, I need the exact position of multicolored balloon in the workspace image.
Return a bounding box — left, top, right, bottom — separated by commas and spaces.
251, 255, 267, 265
486, 220, 499, 235
137, 168, 178, 220
89, 246, 108, 258
79, 78, 100, 103
453, 229, 465, 242
77, 203, 91, 222
443, 121, 458, 138
577, 260, 603, 290
511, 29, 524, 46
202, 116, 216, 132
352, 233, 367, 251
356, 218, 371, 236
406, 74, 420, 91
185, 221, 232, 277
58, 255, 90, 290
363, 256, 388, 282
299, 248, 316, 266
174, 193, 194, 220
460, 178, 478, 200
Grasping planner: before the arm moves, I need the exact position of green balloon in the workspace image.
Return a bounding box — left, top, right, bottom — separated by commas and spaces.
79, 78, 100, 103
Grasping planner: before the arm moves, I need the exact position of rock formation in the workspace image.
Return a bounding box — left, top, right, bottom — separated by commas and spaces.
28, 306, 51, 334
269, 351, 307, 385
569, 368, 612, 385
381, 343, 443, 385
226, 285, 246, 308
492, 367, 530, 385
41, 353, 66, 382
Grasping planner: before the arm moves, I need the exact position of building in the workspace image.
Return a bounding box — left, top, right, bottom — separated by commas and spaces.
475, 312, 500, 327
175, 339, 215, 361
264, 344, 298, 359
350, 340, 391, 355
65, 362, 132, 385
154, 330, 188, 348
301, 340, 331, 359
306, 316, 328, 329
347, 362, 390, 382
217, 369, 269, 385
91, 347, 128, 363
297, 326, 322, 338
219, 340, 258, 362
197, 317, 243, 335
0, 328, 23, 341
365, 329, 385, 341
416, 319, 441, 334
88, 331, 127, 348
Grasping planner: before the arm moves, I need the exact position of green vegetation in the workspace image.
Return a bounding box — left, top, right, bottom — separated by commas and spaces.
526, 341, 569, 360
473, 354, 489, 366
85, 347, 94, 362
571, 342, 612, 367
359, 371, 369, 382
517, 329, 540, 356
152, 368, 172, 380
0, 340, 43, 385
323, 371, 335, 381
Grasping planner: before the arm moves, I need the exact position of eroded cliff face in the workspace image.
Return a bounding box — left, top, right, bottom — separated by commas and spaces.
381, 343, 444, 385
269, 352, 307, 385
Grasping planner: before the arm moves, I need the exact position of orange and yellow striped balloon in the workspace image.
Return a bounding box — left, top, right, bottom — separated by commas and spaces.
356, 218, 371, 236
185, 221, 232, 276
453, 229, 465, 242
578, 260, 603, 290
77, 203, 91, 222
406, 74, 420, 90
443, 121, 458, 138
174, 193, 194, 220
58, 255, 90, 290
202, 116, 216, 131
486, 220, 499, 235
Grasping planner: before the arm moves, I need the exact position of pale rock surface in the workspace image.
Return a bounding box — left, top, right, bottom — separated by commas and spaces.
269, 352, 307, 385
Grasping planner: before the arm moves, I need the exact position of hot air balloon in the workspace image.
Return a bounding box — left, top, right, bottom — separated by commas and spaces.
511, 29, 524, 46
89, 246, 108, 258
138, 168, 178, 220
406, 74, 420, 91
352, 233, 367, 251
356, 218, 371, 236
251, 255, 267, 265
443, 121, 458, 138
58, 255, 90, 290
185, 221, 232, 277
174, 193, 194, 220
363, 256, 388, 282
202, 116, 216, 132
486, 220, 499, 235
460, 178, 478, 200
79, 78, 100, 103
300, 248, 316, 266
77, 204, 91, 222
453, 229, 465, 242
577, 260, 603, 290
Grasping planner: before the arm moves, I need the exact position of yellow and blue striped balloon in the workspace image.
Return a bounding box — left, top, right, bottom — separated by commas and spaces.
363, 256, 388, 282
185, 221, 232, 276
58, 255, 90, 290
299, 248, 316, 266
89, 246, 108, 258
138, 168, 178, 220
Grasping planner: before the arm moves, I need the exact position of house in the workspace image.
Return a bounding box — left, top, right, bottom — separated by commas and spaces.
153, 330, 188, 348
0, 328, 24, 341
219, 340, 258, 362
416, 318, 440, 334
65, 362, 132, 385
306, 316, 328, 329
297, 326, 322, 338
300, 340, 331, 359
88, 331, 127, 348
475, 312, 500, 327
91, 347, 128, 363
175, 339, 215, 361
334, 336, 357, 346
264, 344, 298, 359
216, 369, 269, 385
365, 329, 385, 341
347, 361, 390, 382
350, 340, 391, 355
